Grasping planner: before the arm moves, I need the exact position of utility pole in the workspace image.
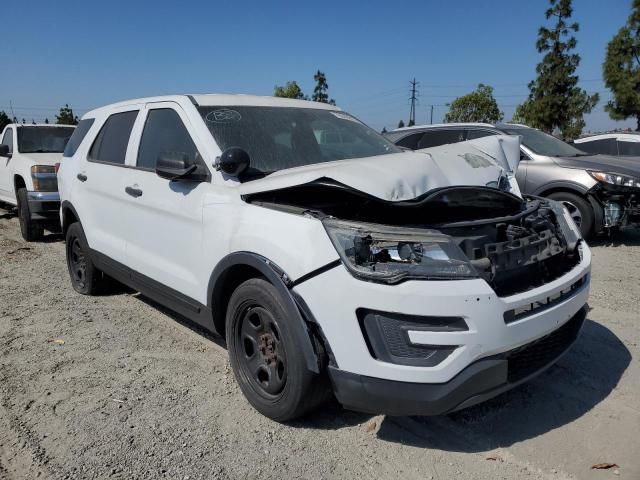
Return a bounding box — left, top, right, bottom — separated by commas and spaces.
408, 78, 419, 126
430, 105, 434, 124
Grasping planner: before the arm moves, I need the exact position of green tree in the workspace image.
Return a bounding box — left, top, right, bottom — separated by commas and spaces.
603, 0, 640, 130
44, 118, 49, 124
56, 104, 79, 125
312, 70, 335, 105
0, 111, 10, 131
274, 81, 306, 100
514, 0, 598, 139
397, 120, 405, 128
381, 127, 387, 134
444, 84, 503, 123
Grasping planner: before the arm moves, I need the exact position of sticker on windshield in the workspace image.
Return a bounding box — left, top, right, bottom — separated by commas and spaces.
206, 109, 242, 123
330, 111, 360, 123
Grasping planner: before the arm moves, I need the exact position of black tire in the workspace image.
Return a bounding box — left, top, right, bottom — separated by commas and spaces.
16, 188, 43, 242
547, 191, 594, 238
226, 278, 330, 421
65, 222, 105, 295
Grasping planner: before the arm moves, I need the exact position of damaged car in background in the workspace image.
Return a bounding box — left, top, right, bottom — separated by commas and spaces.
386, 122, 640, 237
58, 95, 591, 421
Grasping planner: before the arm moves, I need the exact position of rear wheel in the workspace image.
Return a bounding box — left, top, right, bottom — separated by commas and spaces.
16, 188, 43, 242
547, 191, 594, 238
226, 278, 330, 421
65, 222, 105, 295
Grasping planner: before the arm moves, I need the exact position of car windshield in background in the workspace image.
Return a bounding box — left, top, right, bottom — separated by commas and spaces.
198, 106, 401, 177
499, 127, 588, 157
17, 126, 74, 153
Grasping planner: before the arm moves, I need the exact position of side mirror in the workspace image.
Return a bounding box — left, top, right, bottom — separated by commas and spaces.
217, 147, 250, 177
155, 152, 198, 181
0, 144, 11, 157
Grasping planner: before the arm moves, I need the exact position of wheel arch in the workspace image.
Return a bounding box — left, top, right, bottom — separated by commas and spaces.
13, 174, 26, 193
60, 200, 81, 236
208, 252, 321, 373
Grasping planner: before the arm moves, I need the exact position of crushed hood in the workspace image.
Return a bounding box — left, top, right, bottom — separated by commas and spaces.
238, 135, 522, 201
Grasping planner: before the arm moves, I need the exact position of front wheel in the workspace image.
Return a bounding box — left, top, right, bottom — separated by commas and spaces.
226, 278, 330, 421
16, 188, 44, 242
547, 191, 594, 238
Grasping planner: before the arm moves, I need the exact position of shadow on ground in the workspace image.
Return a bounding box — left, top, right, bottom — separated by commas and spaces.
588, 227, 640, 247
374, 319, 630, 451
102, 283, 631, 437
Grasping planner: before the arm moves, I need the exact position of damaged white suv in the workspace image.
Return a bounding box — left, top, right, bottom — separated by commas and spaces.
58, 95, 591, 421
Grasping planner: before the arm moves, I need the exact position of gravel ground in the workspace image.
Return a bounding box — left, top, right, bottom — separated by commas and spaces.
0, 208, 639, 480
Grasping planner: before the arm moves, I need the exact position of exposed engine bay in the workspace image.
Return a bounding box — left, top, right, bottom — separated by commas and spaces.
246, 179, 582, 297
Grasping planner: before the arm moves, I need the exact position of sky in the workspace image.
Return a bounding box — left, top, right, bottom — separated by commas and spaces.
0, 0, 635, 133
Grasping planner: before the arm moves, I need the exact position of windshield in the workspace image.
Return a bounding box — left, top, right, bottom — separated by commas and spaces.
17, 126, 74, 153
499, 126, 587, 157
199, 106, 401, 177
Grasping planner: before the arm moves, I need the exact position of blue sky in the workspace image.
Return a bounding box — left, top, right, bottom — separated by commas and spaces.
0, 0, 634, 132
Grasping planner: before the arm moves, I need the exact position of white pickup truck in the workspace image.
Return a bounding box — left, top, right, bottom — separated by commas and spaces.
0, 123, 75, 241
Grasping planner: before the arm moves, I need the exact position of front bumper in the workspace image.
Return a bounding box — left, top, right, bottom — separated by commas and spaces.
330, 305, 586, 416
294, 243, 591, 384
27, 191, 61, 223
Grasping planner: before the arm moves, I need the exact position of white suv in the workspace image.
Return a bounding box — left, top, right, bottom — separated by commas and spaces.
58, 95, 591, 421
0, 123, 75, 240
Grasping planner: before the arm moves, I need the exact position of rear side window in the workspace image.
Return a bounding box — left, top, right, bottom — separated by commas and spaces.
617, 140, 640, 156
466, 129, 496, 140
576, 138, 617, 156
395, 132, 423, 150
416, 129, 465, 149
137, 109, 200, 170
1, 128, 13, 153
88, 111, 138, 164
64, 119, 95, 157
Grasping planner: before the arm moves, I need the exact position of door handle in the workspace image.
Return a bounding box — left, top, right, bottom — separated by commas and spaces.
77, 173, 87, 182
125, 186, 143, 198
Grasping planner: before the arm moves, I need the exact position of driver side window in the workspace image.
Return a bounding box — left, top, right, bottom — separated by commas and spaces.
137, 109, 200, 170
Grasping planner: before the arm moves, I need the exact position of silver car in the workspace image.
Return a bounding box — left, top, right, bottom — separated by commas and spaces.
385, 123, 640, 237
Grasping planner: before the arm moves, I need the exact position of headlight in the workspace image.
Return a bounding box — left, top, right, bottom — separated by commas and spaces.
31, 165, 58, 192
322, 218, 478, 283
588, 170, 640, 189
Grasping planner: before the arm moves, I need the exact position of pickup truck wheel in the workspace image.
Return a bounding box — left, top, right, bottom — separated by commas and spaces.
226, 278, 329, 421
65, 222, 104, 295
16, 188, 44, 242
547, 192, 594, 238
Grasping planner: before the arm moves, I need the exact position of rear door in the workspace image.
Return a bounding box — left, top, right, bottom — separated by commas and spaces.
77, 107, 140, 265
122, 102, 211, 302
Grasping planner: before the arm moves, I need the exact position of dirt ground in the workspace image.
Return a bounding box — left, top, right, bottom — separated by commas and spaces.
0, 208, 638, 480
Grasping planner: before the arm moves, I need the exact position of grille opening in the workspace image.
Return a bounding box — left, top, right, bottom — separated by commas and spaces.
506, 308, 586, 383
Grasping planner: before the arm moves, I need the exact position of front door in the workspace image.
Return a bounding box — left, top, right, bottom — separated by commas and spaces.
122, 102, 211, 304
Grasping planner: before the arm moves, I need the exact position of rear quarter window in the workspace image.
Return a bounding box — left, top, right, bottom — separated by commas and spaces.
63, 119, 95, 157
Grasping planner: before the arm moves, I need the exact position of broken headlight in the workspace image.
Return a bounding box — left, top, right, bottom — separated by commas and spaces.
323, 218, 478, 283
